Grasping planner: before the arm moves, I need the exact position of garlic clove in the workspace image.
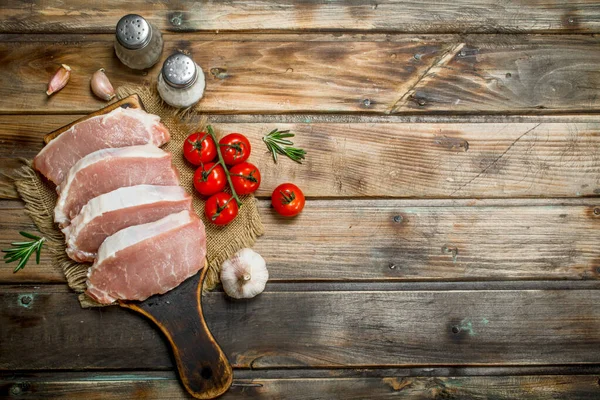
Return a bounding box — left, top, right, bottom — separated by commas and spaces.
46, 64, 71, 96
90, 68, 115, 101
220, 248, 268, 299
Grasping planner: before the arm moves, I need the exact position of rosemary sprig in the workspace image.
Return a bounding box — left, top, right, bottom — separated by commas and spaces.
262, 129, 307, 164
2, 232, 45, 273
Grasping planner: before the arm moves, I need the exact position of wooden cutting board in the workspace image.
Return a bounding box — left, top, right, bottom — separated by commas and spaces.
44, 94, 233, 399
120, 262, 232, 399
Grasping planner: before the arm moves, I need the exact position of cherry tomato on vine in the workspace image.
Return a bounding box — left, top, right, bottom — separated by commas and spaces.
184, 132, 217, 165
271, 183, 305, 217
219, 133, 251, 165
193, 162, 226, 196
205, 192, 239, 225
229, 162, 261, 195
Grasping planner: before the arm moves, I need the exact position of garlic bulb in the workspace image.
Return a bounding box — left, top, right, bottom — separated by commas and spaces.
220, 248, 268, 299
90, 68, 115, 101
46, 64, 71, 96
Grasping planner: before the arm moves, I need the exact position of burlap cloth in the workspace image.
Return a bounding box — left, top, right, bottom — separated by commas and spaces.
13, 85, 264, 307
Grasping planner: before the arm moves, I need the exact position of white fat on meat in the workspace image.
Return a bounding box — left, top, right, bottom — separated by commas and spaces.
63, 185, 192, 263
54, 145, 180, 227
33, 107, 170, 185
85, 210, 207, 304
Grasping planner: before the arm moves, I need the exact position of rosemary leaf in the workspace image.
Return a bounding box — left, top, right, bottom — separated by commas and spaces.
19, 231, 40, 240
36, 243, 42, 264
11, 241, 33, 246
3, 247, 26, 254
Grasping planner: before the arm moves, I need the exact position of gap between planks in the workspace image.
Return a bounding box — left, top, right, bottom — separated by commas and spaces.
4, 281, 600, 293
2, 1, 600, 35
3, 366, 600, 378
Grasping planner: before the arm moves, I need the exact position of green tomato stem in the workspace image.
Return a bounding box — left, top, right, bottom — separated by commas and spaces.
207, 125, 243, 207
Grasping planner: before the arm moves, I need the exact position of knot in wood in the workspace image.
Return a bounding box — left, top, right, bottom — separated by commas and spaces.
210, 68, 228, 80
10, 384, 22, 395
169, 13, 183, 26
18, 294, 33, 307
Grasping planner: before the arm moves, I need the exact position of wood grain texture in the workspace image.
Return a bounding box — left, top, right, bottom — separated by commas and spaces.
1, 1, 600, 34
212, 121, 600, 198
2, 371, 600, 399
0, 33, 437, 114
1, 116, 599, 199
392, 35, 600, 114
1, 198, 599, 284
3, 285, 600, 370
2, 34, 600, 114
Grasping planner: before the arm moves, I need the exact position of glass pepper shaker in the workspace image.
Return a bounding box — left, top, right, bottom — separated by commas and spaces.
114, 14, 163, 70
157, 52, 206, 108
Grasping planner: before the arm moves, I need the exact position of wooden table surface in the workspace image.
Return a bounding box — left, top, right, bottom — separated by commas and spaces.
1, 1, 600, 399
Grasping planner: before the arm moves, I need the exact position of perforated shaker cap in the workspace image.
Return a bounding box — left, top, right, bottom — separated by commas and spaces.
116, 14, 152, 50
161, 52, 198, 89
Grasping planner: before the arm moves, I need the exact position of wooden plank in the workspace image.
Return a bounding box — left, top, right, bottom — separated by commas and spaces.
1, 116, 600, 199
1, 198, 599, 283
2, 372, 600, 399
0, 33, 440, 115
1, 1, 600, 34
204, 121, 600, 198
1, 34, 600, 114
2, 285, 600, 369
392, 35, 600, 114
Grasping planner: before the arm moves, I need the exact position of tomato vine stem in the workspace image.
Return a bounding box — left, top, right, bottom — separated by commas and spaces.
212, 196, 235, 221
207, 125, 243, 207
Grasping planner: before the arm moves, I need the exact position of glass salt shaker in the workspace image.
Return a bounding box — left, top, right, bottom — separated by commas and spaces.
157, 52, 206, 108
114, 14, 163, 70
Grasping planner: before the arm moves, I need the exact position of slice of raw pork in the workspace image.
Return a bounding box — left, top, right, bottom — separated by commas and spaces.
33, 107, 170, 185
85, 210, 206, 304
54, 145, 179, 227
63, 185, 192, 263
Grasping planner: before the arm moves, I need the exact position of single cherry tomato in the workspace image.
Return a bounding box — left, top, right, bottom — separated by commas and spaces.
229, 162, 261, 195
271, 183, 305, 217
193, 162, 226, 196
205, 192, 239, 225
184, 132, 217, 165
219, 133, 251, 165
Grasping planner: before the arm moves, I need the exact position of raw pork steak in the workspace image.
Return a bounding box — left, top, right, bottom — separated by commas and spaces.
34, 107, 170, 185
86, 210, 206, 304
63, 185, 192, 263
54, 145, 179, 227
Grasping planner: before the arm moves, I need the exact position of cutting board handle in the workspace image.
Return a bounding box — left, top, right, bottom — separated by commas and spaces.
120, 265, 232, 399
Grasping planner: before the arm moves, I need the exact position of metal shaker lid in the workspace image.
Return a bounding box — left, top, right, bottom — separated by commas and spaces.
161, 52, 198, 89
116, 14, 152, 50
